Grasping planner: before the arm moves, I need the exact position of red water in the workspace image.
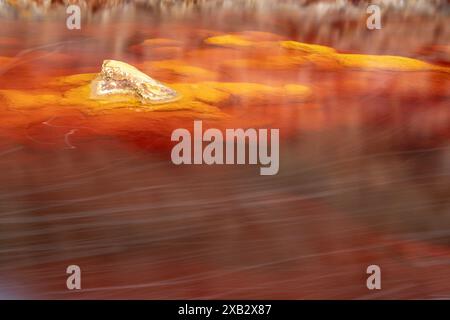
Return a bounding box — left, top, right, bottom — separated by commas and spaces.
0, 2, 450, 299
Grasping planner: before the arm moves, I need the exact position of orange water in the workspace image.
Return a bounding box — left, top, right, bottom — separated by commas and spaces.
0, 3, 450, 299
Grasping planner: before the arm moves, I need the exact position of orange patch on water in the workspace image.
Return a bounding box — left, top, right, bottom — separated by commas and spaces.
0, 30, 449, 152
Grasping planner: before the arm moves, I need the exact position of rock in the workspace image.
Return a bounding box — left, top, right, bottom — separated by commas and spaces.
91, 59, 180, 104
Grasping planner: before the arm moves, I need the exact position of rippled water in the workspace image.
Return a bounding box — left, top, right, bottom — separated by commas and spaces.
0, 1, 450, 299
